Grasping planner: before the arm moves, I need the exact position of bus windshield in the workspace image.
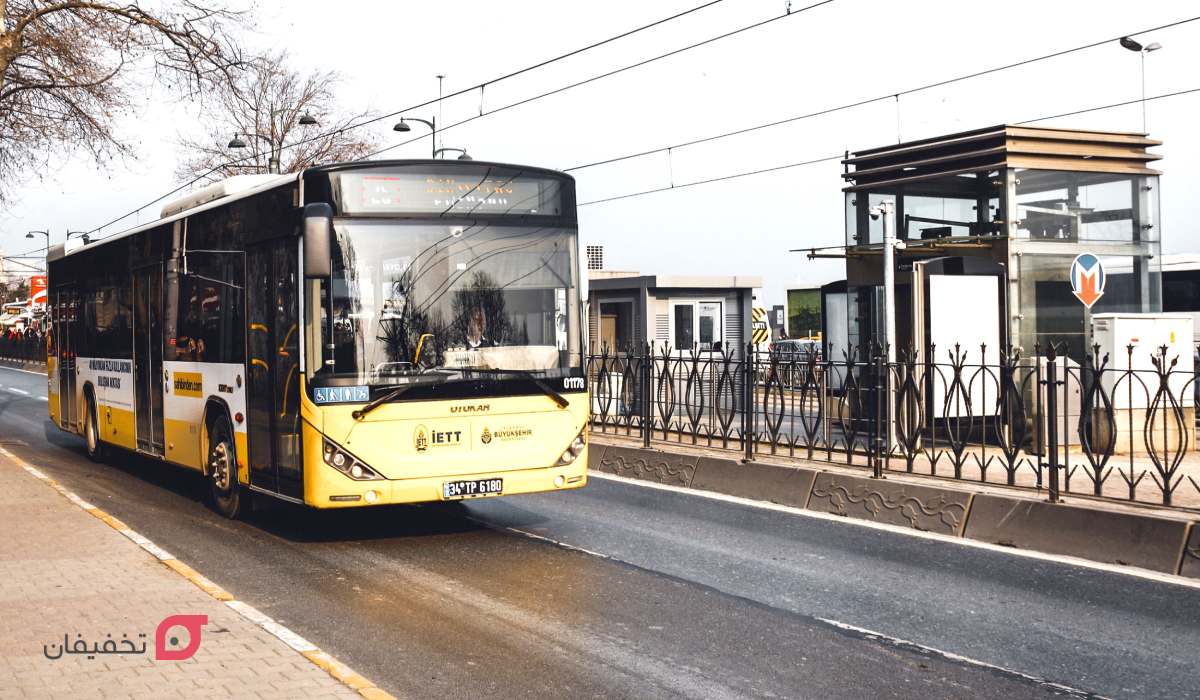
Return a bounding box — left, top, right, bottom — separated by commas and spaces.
308, 219, 581, 387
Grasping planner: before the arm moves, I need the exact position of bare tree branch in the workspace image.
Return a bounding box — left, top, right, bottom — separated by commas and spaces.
175, 50, 379, 183
0, 0, 248, 203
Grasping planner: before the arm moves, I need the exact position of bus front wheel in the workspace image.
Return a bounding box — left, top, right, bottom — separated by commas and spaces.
207, 416, 248, 519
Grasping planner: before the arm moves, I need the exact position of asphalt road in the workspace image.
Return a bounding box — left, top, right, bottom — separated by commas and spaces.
3, 365, 1198, 699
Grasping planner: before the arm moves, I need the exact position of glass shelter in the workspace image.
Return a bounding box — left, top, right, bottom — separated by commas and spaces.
839, 125, 1162, 362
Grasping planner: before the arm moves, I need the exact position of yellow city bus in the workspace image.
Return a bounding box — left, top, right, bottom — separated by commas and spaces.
47, 160, 588, 517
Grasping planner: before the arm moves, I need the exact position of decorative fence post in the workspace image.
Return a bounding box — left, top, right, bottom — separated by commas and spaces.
872, 342, 886, 479
1043, 344, 1061, 503
641, 342, 652, 449
743, 342, 756, 462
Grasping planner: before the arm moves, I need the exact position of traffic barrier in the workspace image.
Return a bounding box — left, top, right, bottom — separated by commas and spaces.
590, 437, 1200, 579
963, 495, 1193, 573
806, 471, 971, 536
690, 457, 815, 509
1181, 524, 1200, 579
592, 444, 699, 488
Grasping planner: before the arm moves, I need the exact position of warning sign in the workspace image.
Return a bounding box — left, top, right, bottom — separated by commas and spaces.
751, 307, 770, 345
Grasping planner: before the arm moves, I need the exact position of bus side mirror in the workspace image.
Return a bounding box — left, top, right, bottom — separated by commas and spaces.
303, 203, 333, 278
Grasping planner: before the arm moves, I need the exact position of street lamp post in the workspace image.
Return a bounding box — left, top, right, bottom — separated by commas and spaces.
393, 117, 437, 158
25, 230, 49, 249
1119, 36, 1163, 133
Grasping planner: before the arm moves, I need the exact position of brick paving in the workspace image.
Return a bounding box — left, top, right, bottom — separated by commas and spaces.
0, 454, 362, 699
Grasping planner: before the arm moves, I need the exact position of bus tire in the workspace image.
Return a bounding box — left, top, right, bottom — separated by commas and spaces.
84, 394, 106, 462
207, 415, 248, 519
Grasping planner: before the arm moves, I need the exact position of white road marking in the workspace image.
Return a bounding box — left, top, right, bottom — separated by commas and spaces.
7, 387, 29, 395
589, 471, 1200, 591
812, 617, 1095, 697
498, 485, 1097, 698
0, 365, 46, 376
37, 396, 47, 401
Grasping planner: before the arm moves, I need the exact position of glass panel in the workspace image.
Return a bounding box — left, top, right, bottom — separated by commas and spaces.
847, 172, 1003, 245
1014, 250, 1162, 361
698, 302, 721, 351
1014, 170, 1157, 243
308, 221, 580, 385
674, 304, 693, 351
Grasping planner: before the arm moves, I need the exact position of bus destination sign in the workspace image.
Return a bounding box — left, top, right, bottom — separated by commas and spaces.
339, 172, 558, 216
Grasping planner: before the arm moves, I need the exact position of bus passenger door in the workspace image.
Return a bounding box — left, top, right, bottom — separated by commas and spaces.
246, 245, 276, 493
133, 266, 165, 455
245, 239, 302, 498
56, 287, 79, 430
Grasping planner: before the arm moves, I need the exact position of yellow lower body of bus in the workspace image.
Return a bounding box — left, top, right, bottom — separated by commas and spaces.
300, 388, 590, 509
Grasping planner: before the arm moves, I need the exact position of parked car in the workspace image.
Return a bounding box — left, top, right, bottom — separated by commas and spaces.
767, 339, 822, 387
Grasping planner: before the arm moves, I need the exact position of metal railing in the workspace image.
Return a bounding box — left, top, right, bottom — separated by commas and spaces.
587, 342, 1200, 511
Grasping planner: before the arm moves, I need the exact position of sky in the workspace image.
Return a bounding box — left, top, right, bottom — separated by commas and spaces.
4, 0, 1200, 305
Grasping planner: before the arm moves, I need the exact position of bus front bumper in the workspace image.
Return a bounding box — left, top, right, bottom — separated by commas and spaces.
306, 459, 588, 508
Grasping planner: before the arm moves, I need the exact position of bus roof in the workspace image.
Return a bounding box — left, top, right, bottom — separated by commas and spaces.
49, 159, 576, 264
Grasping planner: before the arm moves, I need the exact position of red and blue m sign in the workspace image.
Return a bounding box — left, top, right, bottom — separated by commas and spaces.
1070, 253, 1106, 308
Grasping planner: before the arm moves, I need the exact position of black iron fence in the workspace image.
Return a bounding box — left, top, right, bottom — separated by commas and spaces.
587, 342, 1200, 511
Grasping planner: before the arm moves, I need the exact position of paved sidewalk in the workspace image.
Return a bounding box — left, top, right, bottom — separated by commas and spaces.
0, 452, 364, 699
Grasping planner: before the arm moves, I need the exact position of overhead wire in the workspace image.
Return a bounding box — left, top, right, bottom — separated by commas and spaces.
363, 0, 838, 160
82, 0, 732, 236
564, 14, 1200, 173
578, 86, 1200, 207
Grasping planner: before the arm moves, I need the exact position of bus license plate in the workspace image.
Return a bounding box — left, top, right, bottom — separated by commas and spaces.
442, 478, 503, 500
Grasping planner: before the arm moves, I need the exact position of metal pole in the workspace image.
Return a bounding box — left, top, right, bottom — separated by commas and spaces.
1044, 346, 1061, 503
642, 343, 652, 449
436, 74, 445, 152
744, 343, 755, 462
1140, 50, 1147, 133
431, 116, 437, 159
881, 200, 897, 365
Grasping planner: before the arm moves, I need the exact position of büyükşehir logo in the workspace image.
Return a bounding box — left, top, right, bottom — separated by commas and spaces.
1070, 253, 1106, 308
480, 427, 492, 444
414, 425, 428, 452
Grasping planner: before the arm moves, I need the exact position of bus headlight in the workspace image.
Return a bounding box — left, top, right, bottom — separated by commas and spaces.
323, 439, 384, 481
555, 430, 587, 466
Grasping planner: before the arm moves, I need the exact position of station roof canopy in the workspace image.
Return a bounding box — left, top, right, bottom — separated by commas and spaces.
842, 124, 1162, 191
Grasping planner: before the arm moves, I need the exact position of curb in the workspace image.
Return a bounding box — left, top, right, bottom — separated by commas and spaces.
589, 438, 1200, 579
0, 446, 395, 700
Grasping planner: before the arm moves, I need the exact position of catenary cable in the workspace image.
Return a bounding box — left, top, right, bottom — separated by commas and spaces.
564, 14, 1200, 172
577, 86, 1200, 207
81, 0, 731, 235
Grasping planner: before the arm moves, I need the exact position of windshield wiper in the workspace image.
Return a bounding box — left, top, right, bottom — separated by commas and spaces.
350, 382, 419, 421
451, 368, 569, 409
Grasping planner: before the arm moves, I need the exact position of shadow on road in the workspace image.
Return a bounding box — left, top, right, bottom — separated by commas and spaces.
35, 419, 562, 544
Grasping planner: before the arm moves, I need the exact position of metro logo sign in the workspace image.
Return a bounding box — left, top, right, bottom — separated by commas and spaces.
1070, 253, 1105, 309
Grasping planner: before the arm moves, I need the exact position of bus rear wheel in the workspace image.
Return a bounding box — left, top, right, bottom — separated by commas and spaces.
84, 396, 105, 462
207, 416, 248, 519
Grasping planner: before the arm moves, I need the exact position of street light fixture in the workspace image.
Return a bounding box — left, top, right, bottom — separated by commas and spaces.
226, 112, 319, 173
433, 147, 472, 161
25, 230, 49, 248
393, 117, 437, 158
66, 230, 90, 244
1119, 36, 1163, 133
